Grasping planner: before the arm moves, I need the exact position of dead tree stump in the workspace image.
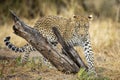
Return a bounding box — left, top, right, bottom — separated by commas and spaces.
8, 10, 87, 73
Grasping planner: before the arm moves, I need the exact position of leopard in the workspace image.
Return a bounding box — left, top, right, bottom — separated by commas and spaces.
4, 14, 97, 75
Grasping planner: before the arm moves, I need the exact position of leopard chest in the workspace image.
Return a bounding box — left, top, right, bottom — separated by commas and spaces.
66, 32, 83, 46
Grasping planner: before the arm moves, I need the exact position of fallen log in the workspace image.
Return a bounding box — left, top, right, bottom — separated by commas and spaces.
8, 10, 87, 73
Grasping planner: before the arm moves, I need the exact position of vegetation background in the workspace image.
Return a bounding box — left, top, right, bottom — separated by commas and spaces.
0, 0, 120, 80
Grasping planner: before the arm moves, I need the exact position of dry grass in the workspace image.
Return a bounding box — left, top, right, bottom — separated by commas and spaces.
0, 16, 120, 79
90, 19, 120, 79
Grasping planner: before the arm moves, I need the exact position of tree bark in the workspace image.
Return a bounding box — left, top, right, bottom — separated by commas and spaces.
9, 10, 87, 73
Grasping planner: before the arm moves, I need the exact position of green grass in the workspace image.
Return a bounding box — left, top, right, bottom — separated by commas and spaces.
77, 68, 110, 80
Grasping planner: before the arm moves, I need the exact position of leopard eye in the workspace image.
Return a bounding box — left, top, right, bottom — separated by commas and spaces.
73, 15, 77, 18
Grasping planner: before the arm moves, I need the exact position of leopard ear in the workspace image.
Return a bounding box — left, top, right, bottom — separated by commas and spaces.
88, 15, 93, 21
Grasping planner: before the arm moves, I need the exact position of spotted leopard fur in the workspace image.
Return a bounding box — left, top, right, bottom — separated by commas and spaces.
4, 15, 97, 75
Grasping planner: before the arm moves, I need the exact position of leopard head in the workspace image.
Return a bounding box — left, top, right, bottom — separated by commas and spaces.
73, 15, 93, 40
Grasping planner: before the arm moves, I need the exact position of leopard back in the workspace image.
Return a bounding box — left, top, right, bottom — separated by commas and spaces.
33, 15, 91, 46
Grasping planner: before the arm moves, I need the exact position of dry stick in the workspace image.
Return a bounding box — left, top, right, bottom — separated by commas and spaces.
9, 10, 86, 73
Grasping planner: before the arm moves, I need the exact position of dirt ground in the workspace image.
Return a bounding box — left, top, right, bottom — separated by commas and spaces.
0, 45, 120, 80
0, 49, 77, 80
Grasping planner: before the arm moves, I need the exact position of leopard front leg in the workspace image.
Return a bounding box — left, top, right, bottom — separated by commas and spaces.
82, 36, 97, 76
